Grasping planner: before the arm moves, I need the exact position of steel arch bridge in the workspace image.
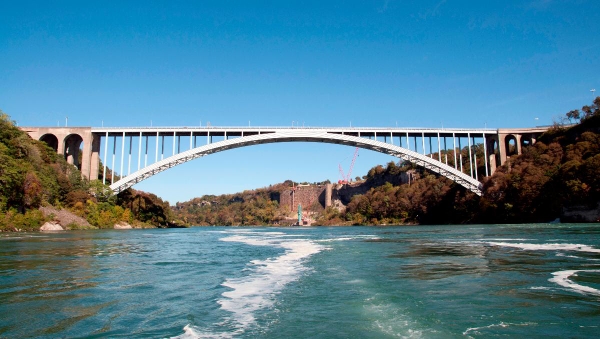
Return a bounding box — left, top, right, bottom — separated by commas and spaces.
108, 128, 486, 195
23, 125, 549, 197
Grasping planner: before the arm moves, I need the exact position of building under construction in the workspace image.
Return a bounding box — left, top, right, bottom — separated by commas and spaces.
280, 169, 419, 218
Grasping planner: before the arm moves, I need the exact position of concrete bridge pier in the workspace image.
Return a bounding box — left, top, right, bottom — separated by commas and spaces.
89, 134, 101, 180
485, 135, 499, 175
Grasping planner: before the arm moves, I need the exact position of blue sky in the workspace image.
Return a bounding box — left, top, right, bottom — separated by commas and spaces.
1, 1, 599, 203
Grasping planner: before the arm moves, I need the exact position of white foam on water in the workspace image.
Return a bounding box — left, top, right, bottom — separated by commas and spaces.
487, 242, 600, 253
463, 322, 536, 336
174, 230, 324, 338
366, 302, 425, 338
170, 324, 232, 339
485, 238, 531, 241
549, 270, 600, 296
530, 286, 553, 291
317, 234, 379, 242
218, 234, 323, 327
318, 237, 354, 242
555, 253, 580, 259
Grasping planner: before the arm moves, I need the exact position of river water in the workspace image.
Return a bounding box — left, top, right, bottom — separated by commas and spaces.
1, 224, 599, 338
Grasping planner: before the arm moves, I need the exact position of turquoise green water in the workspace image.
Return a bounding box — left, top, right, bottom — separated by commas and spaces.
1, 225, 599, 338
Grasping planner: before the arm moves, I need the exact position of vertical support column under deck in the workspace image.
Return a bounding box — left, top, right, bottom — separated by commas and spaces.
472, 135, 478, 181
172, 132, 176, 156
137, 132, 142, 172
161, 135, 165, 160
437, 133, 441, 162
189, 131, 193, 150
414, 136, 418, 152
103, 132, 108, 185
483, 133, 489, 177
144, 135, 149, 168
444, 136, 448, 165
452, 133, 457, 170
111, 135, 116, 184
128, 135, 132, 176
421, 132, 425, 155
428, 136, 433, 158
390, 132, 393, 145
90, 133, 101, 181
120, 132, 125, 179
458, 136, 463, 173
467, 133, 473, 178
406, 132, 409, 150
155, 131, 159, 163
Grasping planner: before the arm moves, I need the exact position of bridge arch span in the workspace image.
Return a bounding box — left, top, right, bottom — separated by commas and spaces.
109, 129, 483, 195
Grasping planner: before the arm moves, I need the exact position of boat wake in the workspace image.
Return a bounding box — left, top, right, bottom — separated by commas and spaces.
549, 269, 600, 296
486, 242, 600, 253
172, 230, 324, 338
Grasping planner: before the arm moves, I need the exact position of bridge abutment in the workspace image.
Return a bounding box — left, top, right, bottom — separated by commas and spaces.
20, 127, 94, 179
497, 128, 547, 166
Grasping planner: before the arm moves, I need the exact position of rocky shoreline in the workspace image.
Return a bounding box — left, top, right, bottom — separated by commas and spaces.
35, 206, 138, 231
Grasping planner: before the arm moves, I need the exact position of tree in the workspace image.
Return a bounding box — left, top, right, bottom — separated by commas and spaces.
566, 110, 580, 123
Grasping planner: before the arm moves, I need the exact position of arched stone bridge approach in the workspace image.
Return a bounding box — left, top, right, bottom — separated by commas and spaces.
20, 126, 550, 196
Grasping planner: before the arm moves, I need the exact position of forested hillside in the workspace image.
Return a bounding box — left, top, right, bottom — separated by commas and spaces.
479, 98, 600, 223
0, 110, 174, 231
172, 182, 290, 226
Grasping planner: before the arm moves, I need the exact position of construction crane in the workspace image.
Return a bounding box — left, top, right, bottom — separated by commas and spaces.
338, 147, 359, 184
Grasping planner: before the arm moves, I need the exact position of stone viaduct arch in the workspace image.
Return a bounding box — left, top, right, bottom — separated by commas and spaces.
497, 127, 547, 165
18, 127, 101, 178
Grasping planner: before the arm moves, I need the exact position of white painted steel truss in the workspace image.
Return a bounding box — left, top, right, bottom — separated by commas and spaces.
109, 129, 485, 195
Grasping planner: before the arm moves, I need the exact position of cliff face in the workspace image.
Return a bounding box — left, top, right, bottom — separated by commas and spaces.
280, 186, 327, 213
278, 170, 420, 213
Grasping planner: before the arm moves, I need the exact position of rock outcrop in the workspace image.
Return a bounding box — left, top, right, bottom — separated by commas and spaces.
39, 206, 92, 229
39, 222, 64, 231
114, 222, 133, 229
